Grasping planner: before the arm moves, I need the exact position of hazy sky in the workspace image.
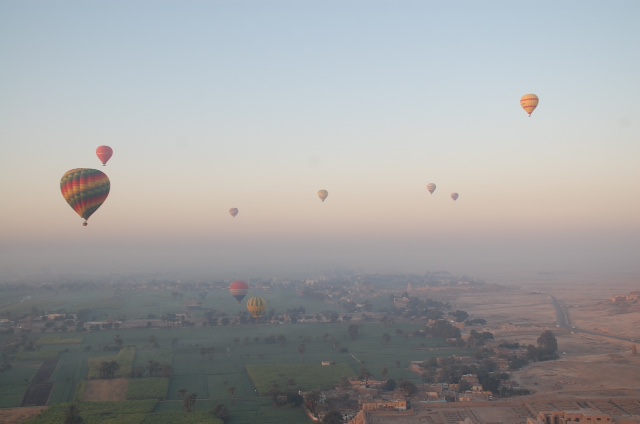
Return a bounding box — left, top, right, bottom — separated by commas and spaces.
1, 1, 639, 281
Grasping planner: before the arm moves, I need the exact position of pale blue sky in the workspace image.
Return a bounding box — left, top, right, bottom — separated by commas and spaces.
1, 1, 639, 280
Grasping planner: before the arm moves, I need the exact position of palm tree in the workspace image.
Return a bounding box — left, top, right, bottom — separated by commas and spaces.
187, 393, 197, 412
227, 385, 236, 405
64, 404, 83, 424
298, 344, 306, 364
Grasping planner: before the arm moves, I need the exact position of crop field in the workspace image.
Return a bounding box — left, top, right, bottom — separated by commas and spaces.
126, 378, 169, 400
0, 283, 466, 423
247, 363, 355, 394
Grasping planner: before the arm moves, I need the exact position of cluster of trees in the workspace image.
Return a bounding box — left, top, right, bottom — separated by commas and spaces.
466, 330, 494, 347
98, 360, 120, 379
129, 359, 172, 378
498, 330, 559, 369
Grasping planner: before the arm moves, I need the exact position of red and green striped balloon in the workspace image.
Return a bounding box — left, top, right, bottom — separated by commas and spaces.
60, 168, 110, 226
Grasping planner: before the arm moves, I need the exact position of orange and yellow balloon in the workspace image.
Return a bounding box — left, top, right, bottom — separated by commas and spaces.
317, 189, 328, 202
246, 296, 266, 319
520, 94, 539, 116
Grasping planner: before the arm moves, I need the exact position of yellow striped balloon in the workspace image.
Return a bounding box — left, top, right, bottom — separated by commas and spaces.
520, 94, 539, 116
246, 297, 266, 319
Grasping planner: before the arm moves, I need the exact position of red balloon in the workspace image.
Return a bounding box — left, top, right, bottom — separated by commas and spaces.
96, 146, 113, 166
229, 281, 249, 303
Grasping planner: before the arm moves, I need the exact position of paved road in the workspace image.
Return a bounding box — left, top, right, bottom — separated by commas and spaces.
546, 292, 637, 344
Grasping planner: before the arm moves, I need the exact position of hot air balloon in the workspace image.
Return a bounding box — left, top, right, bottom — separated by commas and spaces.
230, 280, 249, 303
426, 183, 436, 194
96, 145, 113, 166
520, 94, 539, 116
318, 189, 328, 202
246, 296, 266, 319
60, 168, 110, 226
451, 192, 459, 201
229, 208, 238, 218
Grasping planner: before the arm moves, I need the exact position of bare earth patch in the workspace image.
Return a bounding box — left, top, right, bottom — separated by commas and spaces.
83, 378, 128, 401
0, 406, 48, 424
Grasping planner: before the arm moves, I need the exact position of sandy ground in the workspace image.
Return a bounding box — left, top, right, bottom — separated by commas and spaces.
453, 279, 640, 397
0, 406, 48, 424
367, 277, 640, 423
83, 378, 128, 401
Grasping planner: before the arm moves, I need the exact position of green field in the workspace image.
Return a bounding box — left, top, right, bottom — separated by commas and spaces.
0, 284, 468, 423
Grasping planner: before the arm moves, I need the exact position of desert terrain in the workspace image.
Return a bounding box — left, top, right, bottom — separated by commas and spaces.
362, 275, 640, 423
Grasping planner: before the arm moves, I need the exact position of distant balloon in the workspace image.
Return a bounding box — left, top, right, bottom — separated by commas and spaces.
96, 145, 113, 166
451, 192, 459, 201
60, 168, 110, 226
230, 280, 249, 303
520, 94, 539, 116
426, 183, 436, 194
318, 189, 328, 202
246, 296, 266, 319
229, 208, 238, 218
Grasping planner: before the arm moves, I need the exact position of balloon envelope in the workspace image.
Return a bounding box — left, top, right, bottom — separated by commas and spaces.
426, 183, 436, 194
229, 208, 238, 218
520, 94, 539, 116
451, 192, 459, 201
96, 145, 113, 166
230, 280, 249, 303
246, 296, 266, 319
318, 189, 328, 202
60, 168, 110, 225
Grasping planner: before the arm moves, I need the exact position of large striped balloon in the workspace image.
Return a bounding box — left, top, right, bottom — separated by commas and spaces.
246, 296, 266, 319
520, 94, 539, 116
60, 168, 110, 226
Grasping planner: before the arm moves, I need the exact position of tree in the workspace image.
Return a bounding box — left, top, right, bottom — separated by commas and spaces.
64, 404, 83, 424
304, 391, 321, 415
227, 385, 236, 405
113, 335, 123, 348
398, 380, 417, 397
178, 389, 197, 412
148, 334, 158, 348
99, 360, 120, 379
187, 393, 197, 412
211, 403, 229, 423
323, 410, 343, 424
381, 366, 389, 381
347, 324, 360, 340
298, 344, 306, 364
537, 330, 558, 356
383, 379, 397, 391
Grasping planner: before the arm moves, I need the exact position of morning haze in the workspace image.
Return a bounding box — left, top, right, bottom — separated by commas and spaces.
1, 1, 639, 423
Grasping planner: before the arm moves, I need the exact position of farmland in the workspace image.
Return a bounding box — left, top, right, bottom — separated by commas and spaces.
0, 281, 465, 423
